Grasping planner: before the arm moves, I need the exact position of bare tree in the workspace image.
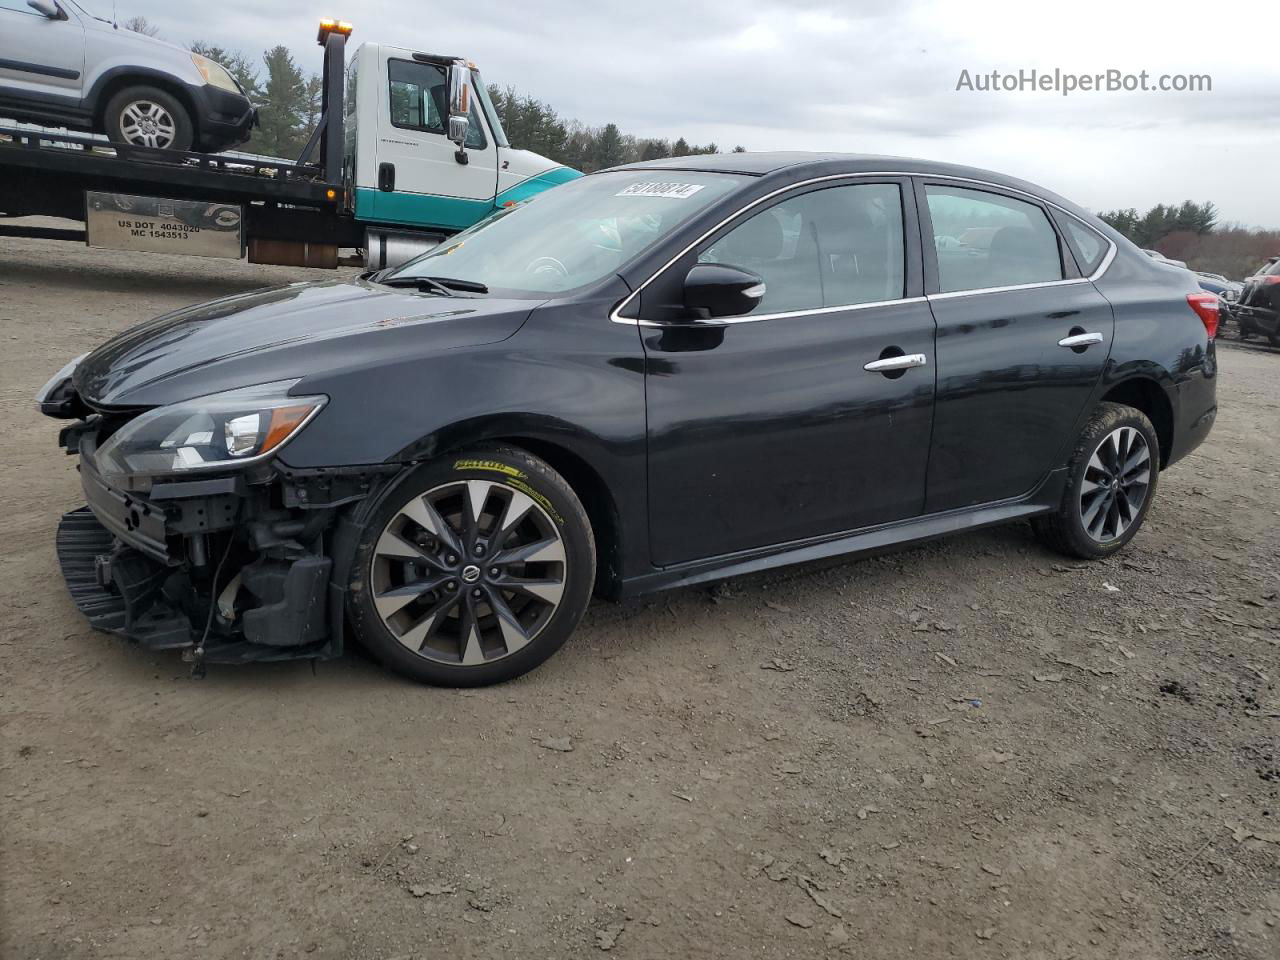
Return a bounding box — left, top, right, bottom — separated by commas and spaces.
122, 16, 160, 37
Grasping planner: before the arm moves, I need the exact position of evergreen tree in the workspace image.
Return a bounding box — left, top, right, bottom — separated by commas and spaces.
594, 123, 626, 170
640, 139, 671, 161
256, 46, 310, 159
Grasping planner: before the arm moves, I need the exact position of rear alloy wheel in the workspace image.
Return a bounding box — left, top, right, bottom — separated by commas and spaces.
1078, 426, 1152, 543
1032, 402, 1160, 560
349, 447, 595, 686
104, 86, 193, 152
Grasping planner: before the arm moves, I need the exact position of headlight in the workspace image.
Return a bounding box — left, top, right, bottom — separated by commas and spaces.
191, 54, 242, 94
95, 380, 326, 483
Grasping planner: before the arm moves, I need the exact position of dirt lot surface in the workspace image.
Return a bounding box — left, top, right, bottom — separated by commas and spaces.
1, 235, 1278, 960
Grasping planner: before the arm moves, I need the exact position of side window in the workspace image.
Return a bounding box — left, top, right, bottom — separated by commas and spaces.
0, 0, 45, 13
926, 185, 1063, 293
698, 183, 905, 314
1058, 215, 1108, 275
387, 59, 486, 149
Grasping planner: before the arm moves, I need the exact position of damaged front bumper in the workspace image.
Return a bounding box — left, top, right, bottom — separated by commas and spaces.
54, 426, 389, 666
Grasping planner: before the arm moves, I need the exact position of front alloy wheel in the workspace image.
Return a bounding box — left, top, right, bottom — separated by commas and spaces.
104, 85, 194, 152
371, 479, 567, 666
349, 446, 595, 686
119, 100, 178, 149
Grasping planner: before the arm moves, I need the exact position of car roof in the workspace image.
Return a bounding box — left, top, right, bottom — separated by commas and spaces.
609, 151, 1096, 222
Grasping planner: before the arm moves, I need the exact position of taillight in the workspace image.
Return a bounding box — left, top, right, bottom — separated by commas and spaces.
1186, 292, 1220, 338
1262, 275, 1280, 285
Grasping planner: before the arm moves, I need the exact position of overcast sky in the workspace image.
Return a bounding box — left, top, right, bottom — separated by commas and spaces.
101, 0, 1279, 227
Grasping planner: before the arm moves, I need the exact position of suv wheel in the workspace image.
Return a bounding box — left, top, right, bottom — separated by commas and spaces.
1032, 402, 1160, 560
104, 86, 193, 151
347, 446, 596, 686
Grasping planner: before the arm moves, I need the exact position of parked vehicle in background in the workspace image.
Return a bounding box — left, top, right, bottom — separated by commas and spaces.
1141, 248, 1190, 268
1195, 272, 1241, 301
37, 153, 1219, 686
0, 0, 256, 152
1234, 258, 1280, 345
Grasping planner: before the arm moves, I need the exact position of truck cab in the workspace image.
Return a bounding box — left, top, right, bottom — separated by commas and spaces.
345, 42, 579, 267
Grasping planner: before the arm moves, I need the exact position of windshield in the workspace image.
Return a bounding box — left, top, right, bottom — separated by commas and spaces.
387, 171, 746, 297
472, 71, 508, 148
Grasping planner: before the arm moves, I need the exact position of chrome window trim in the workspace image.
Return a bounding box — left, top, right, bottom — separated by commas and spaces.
635, 296, 930, 328
928, 278, 1091, 301
609, 170, 1118, 326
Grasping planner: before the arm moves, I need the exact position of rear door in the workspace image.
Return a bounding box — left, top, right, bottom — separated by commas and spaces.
641, 177, 937, 566
365, 51, 499, 230
918, 180, 1115, 512
0, 1, 86, 99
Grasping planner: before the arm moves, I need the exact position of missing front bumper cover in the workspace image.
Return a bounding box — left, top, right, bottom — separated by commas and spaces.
56, 507, 336, 665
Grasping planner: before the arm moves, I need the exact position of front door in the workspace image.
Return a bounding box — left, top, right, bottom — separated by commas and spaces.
641, 178, 937, 566
366, 53, 498, 230
918, 181, 1115, 512
0, 1, 86, 99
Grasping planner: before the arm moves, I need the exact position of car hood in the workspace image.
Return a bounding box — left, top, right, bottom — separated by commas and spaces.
75, 279, 539, 407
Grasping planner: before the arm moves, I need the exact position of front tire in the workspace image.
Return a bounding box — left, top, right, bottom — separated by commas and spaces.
104, 86, 193, 151
1032, 402, 1160, 560
348, 446, 595, 686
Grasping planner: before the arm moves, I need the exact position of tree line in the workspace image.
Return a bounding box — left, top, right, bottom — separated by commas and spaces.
1099, 201, 1278, 279
484, 86, 744, 172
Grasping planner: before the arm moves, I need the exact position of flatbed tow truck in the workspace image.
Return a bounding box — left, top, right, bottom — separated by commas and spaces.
0, 18, 577, 269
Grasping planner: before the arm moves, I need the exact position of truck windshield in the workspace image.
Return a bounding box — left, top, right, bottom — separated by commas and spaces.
387, 171, 746, 297
472, 72, 509, 148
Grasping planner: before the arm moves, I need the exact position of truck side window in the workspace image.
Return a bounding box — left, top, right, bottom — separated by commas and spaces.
387, 59, 487, 150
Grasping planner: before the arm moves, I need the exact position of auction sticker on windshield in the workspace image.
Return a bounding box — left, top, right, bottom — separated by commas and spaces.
616, 182, 707, 199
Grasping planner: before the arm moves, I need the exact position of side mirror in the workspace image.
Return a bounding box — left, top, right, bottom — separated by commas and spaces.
682, 263, 766, 320
27, 0, 62, 17
446, 61, 472, 164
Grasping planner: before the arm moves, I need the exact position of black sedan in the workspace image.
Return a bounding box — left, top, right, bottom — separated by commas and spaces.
38, 153, 1219, 685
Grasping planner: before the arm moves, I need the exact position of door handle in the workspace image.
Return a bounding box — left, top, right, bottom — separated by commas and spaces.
1057, 332, 1104, 348
864, 353, 927, 373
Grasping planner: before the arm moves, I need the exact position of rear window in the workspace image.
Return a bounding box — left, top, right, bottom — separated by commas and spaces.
1265, 260, 1280, 276
926, 185, 1063, 293
1058, 215, 1109, 275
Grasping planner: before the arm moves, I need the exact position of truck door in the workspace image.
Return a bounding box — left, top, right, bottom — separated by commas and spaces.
367, 52, 499, 231
0, 1, 87, 101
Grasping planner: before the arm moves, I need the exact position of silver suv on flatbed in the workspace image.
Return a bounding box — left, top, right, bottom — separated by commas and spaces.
0, 0, 255, 151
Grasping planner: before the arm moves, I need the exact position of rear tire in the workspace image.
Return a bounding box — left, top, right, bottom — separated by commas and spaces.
104, 86, 193, 151
347, 446, 595, 686
1032, 402, 1160, 560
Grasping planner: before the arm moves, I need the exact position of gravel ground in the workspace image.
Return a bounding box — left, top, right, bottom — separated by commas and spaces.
1, 235, 1277, 960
